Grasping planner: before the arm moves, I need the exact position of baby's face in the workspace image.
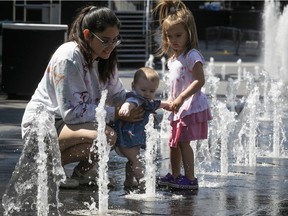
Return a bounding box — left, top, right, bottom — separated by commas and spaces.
133, 78, 158, 100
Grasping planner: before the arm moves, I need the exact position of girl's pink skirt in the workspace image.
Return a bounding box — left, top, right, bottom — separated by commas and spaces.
169, 109, 212, 148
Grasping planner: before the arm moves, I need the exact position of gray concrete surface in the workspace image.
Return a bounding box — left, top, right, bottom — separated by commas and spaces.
1, 41, 288, 215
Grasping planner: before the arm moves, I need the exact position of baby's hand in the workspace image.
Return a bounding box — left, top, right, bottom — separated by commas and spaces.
162, 100, 174, 111
119, 103, 131, 116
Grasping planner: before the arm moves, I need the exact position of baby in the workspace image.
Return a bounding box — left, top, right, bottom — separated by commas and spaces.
114, 67, 169, 191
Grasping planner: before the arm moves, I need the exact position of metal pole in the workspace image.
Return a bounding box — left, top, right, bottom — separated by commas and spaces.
58, 0, 61, 24
108, 0, 112, 9
50, 0, 53, 23
24, 0, 27, 22
13, 0, 16, 21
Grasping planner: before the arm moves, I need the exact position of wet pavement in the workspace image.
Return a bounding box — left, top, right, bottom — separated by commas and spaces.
1, 41, 288, 215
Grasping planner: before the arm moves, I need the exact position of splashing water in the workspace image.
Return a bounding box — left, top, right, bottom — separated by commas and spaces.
263, 0, 280, 80
220, 64, 226, 80
94, 89, 110, 214
144, 114, 158, 195
237, 59, 242, 81
218, 102, 237, 174
161, 56, 166, 74
235, 87, 260, 166
226, 78, 238, 112
145, 54, 155, 68
276, 6, 288, 82
270, 82, 286, 157
2, 104, 65, 215
262, 0, 288, 157
247, 87, 260, 166
198, 0, 288, 173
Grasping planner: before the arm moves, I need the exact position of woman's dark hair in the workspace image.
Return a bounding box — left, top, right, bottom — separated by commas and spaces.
68, 6, 121, 83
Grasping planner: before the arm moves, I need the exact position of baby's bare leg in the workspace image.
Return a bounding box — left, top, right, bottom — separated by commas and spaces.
124, 161, 134, 187
119, 146, 145, 189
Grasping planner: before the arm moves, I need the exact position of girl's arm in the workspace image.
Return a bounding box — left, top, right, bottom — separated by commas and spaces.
172, 62, 205, 112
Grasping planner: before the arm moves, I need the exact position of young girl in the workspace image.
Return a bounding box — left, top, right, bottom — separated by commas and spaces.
114, 67, 169, 191
154, 0, 212, 190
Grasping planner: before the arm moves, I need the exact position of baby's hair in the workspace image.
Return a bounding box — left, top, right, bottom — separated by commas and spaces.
134, 67, 160, 85
153, 0, 199, 57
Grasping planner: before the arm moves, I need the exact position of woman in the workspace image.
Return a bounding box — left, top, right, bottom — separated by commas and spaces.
21, 5, 143, 188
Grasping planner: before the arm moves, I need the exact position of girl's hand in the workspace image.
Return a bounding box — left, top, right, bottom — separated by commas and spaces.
162, 100, 174, 111
172, 96, 184, 113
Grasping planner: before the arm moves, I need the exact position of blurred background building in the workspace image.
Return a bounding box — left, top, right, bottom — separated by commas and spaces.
0, 0, 287, 97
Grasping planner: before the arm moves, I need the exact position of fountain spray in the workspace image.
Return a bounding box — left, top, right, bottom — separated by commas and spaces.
144, 114, 158, 195
2, 104, 65, 215
94, 89, 110, 214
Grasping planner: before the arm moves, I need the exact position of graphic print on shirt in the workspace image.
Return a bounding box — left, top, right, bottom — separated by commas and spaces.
53, 72, 65, 86
170, 63, 188, 100
71, 91, 89, 118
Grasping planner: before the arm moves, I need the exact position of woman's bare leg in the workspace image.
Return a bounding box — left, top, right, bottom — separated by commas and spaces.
61, 143, 96, 171
58, 122, 116, 174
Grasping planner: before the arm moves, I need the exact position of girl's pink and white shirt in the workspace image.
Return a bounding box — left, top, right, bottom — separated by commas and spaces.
167, 49, 210, 122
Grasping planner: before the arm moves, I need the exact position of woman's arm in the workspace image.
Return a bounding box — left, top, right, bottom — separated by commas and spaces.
53, 59, 99, 124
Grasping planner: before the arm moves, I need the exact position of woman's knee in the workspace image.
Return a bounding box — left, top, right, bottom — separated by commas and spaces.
59, 123, 117, 150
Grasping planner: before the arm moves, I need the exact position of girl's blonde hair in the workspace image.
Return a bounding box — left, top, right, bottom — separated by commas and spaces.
153, 0, 199, 57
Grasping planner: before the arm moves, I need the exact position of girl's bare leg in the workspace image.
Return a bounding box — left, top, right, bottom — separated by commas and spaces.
179, 141, 195, 180
170, 146, 182, 177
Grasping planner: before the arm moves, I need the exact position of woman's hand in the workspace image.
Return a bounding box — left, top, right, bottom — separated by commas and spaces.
116, 106, 144, 122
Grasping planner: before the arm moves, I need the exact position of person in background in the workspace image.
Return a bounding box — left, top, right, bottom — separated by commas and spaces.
114, 67, 170, 191
154, 0, 212, 190
21, 5, 144, 188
